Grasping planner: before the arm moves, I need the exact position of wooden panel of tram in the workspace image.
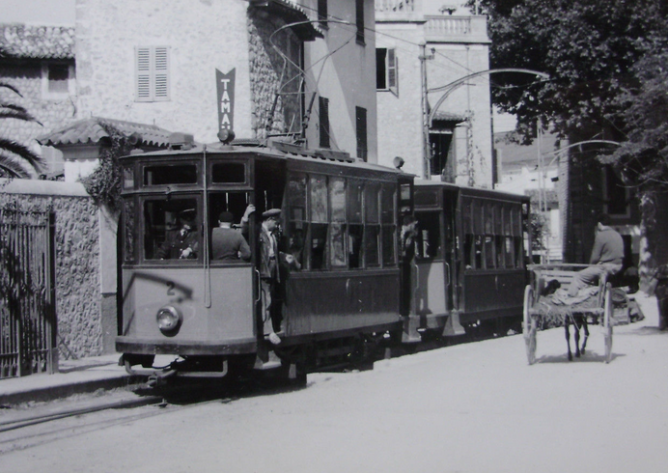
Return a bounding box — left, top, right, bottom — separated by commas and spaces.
285, 269, 401, 334
460, 269, 526, 321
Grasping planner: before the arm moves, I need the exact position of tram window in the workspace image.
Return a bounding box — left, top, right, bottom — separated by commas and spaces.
329, 223, 347, 267
348, 180, 363, 223
400, 183, 411, 214
365, 183, 380, 224
348, 224, 363, 268
382, 226, 396, 265
496, 235, 505, 268
514, 236, 523, 268
415, 212, 441, 260
286, 223, 306, 268
310, 223, 328, 270
381, 185, 395, 224
364, 225, 380, 267
143, 164, 197, 185
484, 236, 495, 269
310, 175, 328, 223
505, 236, 515, 268
330, 178, 346, 222
211, 162, 246, 183
143, 197, 199, 261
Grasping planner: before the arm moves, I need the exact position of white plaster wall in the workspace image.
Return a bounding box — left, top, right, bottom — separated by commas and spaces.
303, 0, 378, 162
426, 42, 492, 187
375, 23, 424, 177
375, 21, 493, 185
75, 0, 252, 143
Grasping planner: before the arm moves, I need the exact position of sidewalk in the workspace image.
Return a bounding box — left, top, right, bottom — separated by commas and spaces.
0, 353, 147, 407
0, 292, 661, 407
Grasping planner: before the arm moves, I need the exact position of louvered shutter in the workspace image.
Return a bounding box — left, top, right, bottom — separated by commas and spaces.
136, 47, 151, 100
154, 47, 169, 99
387, 48, 398, 95
135, 46, 169, 102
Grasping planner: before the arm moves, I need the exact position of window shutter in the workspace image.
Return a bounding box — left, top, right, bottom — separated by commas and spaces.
387, 48, 398, 95
319, 96, 330, 149
136, 47, 151, 100
136, 46, 169, 102
356, 106, 367, 161
154, 47, 169, 99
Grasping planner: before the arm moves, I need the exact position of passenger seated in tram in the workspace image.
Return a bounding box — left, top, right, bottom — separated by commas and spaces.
157, 218, 198, 260
211, 211, 251, 261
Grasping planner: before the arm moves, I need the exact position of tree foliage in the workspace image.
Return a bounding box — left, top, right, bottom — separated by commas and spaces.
468, 0, 668, 170
80, 123, 129, 213
0, 81, 44, 178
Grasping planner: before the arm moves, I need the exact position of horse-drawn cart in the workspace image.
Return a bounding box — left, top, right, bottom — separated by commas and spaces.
523, 264, 613, 364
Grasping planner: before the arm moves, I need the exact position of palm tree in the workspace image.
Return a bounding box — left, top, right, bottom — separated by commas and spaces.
0, 80, 44, 178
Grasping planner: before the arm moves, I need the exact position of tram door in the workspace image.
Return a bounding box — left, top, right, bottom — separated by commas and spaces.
414, 207, 448, 326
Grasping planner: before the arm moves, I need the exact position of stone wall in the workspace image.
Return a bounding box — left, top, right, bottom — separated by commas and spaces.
0, 179, 112, 359
247, 9, 302, 140
0, 60, 77, 173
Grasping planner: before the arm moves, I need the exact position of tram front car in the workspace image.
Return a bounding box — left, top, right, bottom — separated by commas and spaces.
116, 138, 414, 380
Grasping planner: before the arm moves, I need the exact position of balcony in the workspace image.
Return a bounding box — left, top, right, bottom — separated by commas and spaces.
424, 15, 490, 44
375, 0, 423, 22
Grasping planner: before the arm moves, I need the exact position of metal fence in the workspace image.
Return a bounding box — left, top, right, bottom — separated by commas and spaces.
0, 207, 57, 378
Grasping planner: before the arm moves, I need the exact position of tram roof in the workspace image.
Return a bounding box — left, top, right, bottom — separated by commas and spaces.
414, 179, 530, 202
122, 140, 413, 177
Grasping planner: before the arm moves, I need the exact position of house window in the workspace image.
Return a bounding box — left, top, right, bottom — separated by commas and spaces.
41, 62, 73, 98
356, 106, 367, 161
376, 48, 398, 93
136, 46, 170, 102
319, 96, 330, 148
603, 165, 630, 217
318, 0, 328, 28
355, 0, 365, 44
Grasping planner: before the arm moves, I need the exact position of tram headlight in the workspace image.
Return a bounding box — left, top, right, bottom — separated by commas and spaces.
156, 306, 182, 334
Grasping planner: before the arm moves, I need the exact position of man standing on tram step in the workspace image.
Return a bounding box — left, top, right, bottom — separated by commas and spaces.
211, 211, 251, 261
259, 208, 283, 345
567, 213, 624, 296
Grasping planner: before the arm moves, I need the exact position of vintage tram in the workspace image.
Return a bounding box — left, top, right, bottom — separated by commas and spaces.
409, 182, 531, 337
116, 135, 531, 382
116, 136, 414, 382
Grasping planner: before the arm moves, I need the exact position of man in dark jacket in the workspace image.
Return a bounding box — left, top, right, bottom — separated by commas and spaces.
568, 213, 624, 296
211, 211, 251, 261
157, 220, 199, 260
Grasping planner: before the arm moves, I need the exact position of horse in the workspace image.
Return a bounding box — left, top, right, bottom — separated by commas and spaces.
564, 313, 589, 361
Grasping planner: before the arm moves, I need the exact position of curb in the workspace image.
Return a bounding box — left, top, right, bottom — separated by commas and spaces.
0, 375, 148, 407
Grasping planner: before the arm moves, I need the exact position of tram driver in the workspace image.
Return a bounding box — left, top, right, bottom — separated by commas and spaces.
157, 218, 199, 260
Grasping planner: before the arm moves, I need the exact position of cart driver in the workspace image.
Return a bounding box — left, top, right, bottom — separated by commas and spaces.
567, 213, 624, 296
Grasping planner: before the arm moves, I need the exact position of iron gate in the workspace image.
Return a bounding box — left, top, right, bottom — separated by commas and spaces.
0, 207, 57, 378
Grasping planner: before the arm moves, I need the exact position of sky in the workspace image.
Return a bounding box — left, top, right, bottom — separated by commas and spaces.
0, 0, 75, 25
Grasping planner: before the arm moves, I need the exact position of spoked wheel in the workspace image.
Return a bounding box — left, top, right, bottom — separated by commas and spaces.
523, 285, 537, 365
603, 284, 613, 363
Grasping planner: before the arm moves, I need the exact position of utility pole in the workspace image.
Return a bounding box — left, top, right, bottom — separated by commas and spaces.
419, 44, 434, 180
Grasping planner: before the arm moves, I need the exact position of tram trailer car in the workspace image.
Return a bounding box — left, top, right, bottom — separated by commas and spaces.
116, 137, 415, 382
410, 181, 531, 337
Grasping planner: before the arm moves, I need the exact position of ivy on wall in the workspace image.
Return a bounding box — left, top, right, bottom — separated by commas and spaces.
80, 122, 132, 214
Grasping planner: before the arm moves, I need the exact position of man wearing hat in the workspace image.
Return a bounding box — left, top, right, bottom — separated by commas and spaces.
157, 218, 199, 260
259, 208, 283, 344
211, 211, 251, 261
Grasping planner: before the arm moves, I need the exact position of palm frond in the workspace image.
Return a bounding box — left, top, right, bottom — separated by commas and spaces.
0, 109, 43, 126
0, 138, 45, 171
0, 153, 32, 179
0, 81, 22, 97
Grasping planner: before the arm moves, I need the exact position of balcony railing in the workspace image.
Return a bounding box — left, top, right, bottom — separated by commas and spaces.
424, 15, 490, 43
375, 0, 422, 22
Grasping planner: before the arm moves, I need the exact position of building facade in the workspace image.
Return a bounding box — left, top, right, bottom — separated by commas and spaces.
75, 0, 378, 162
375, 0, 493, 187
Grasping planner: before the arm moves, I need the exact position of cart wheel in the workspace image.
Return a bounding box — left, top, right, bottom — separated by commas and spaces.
523, 285, 537, 365
603, 285, 613, 363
